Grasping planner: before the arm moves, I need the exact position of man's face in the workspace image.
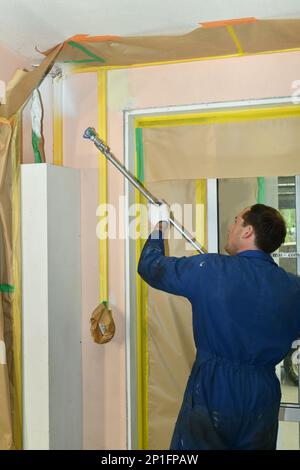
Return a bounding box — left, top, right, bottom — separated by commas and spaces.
224, 207, 251, 255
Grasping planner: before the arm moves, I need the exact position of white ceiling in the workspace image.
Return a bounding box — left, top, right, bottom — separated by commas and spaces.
1, 0, 300, 63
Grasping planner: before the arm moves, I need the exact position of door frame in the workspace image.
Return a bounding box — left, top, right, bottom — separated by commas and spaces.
124, 96, 300, 449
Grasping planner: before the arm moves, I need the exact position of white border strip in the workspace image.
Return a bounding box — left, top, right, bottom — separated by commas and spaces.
127, 96, 297, 118
124, 110, 132, 450
207, 179, 218, 253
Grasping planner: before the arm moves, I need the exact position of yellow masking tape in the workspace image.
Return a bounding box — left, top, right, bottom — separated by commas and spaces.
98, 70, 109, 303
11, 112, 22, 449
226, 25, 244, 55
71, 53, 241, 74
71, 47, 300, 75
53, 76, 63, 166
135, 191, 149, 449
135, 104, 300, 128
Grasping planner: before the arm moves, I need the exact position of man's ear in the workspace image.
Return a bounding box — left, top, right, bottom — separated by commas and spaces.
241, 224, 254, 239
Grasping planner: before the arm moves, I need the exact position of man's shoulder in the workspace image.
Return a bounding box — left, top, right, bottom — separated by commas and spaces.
189, 252, 230, 267
188, 252, 264, 272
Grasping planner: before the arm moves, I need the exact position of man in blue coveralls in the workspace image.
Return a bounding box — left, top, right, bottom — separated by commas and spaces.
138, 203, 300, 450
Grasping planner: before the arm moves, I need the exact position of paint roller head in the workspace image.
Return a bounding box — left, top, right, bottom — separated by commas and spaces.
83, 127, 97, 140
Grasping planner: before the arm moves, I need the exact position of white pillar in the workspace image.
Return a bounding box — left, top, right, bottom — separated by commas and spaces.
21, 164, 82, 449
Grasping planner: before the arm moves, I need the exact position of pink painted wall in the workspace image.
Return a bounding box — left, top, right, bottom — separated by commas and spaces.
125, 51, 300, 108
47, 51, 300, 449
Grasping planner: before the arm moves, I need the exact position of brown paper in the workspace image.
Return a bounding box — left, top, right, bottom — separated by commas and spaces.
0, 293, 14, 450
90, 303, 115, 344
0, 116, 21, 450
145, 180, 198, 450
44, 20, 300, 68
142, 117, 300, 181
53, 27, 236, 66
235, 19, 300, 53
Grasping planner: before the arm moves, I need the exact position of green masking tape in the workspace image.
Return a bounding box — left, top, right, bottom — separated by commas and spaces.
32, 132, 43, 163
135, 128, 144, 183
257, 177, 265, 204
67, 41, 106, 63
0, 284, 15, 293
64, 59, 102, 64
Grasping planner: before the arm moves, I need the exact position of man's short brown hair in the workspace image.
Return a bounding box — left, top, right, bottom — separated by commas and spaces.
242, 204, 286, 254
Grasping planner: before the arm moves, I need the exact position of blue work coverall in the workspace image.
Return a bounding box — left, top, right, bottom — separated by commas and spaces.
138, 230, 300, 450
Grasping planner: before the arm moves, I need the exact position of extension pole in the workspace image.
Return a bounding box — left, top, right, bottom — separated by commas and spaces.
83, 127, 206, 254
